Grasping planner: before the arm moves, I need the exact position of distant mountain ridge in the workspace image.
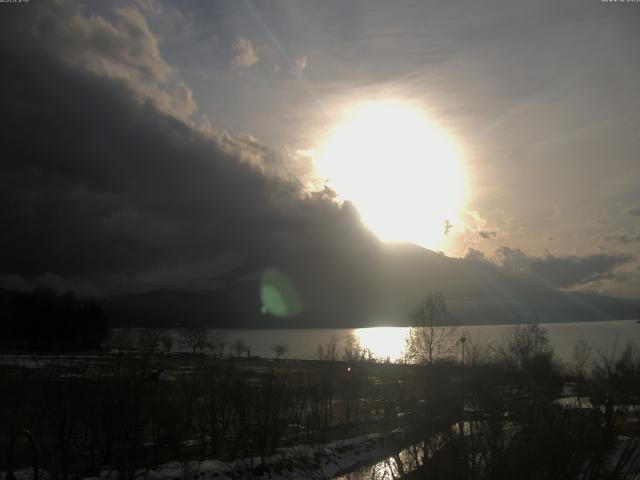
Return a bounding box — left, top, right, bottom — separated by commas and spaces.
2, 245, 637, 329
100, 288, 639, 329
101, 244, 639, 328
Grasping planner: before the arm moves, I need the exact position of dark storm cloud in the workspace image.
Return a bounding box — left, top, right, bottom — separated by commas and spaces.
604, 233, 640, 245
0, 2, 379, 297
464, 248, 489, 263
494, 247, 631, 289
20, 1, 196, 119
2, 0, 638, 327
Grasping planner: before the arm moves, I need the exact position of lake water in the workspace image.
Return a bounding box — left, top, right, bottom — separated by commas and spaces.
107, 319, 639, 364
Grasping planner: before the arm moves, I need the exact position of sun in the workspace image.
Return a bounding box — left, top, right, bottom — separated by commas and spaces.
314, 99, 466, 249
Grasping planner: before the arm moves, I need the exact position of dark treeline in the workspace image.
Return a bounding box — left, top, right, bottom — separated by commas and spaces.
3, 288, 108, 350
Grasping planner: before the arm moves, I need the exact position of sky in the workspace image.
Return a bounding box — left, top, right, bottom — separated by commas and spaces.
1, 0, 640, 303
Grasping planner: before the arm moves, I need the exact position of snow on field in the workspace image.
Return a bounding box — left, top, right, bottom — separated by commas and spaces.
553, 396, 594, 409
2, 431, 405, 480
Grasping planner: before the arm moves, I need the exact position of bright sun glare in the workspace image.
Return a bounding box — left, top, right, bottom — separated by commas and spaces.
315, 100, 466, 249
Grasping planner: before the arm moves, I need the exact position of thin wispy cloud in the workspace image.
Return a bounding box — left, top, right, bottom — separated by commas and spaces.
231, 36, 258, 69
293, 55, 307, 76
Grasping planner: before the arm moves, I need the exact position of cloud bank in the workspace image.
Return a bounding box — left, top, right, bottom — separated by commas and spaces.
493, 247, 631, 289
0, 2, 378, 300
0, 2, 636, 321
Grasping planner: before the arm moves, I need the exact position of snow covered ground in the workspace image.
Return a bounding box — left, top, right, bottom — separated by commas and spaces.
3, 431, 407, 480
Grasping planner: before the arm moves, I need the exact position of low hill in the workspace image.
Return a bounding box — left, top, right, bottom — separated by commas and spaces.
100, 244, 639, 328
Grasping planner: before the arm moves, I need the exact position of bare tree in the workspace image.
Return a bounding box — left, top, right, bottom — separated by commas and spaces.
109, 329, 133, 351
180, 326, 208, 355
501, 322, 554, 369
207, 329, 226, 357
342, 333, 373, 362
405, 293, 457, 364
591, 341, 640, 411
316, 334, 338, 361
464, 334, 494, 366
160, 334, 173, 354
272, 344, 287, 359
138, 328, 162, 353
232, 339, 248, 358
570, 338, 592, 380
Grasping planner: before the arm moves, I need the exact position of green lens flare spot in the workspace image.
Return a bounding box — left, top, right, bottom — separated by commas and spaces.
260, 268, 302, 318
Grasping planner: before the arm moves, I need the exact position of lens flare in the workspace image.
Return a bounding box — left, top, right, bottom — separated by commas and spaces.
260, 268, 303, 317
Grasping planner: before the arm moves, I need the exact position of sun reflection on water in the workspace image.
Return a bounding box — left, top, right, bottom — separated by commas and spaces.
353, 327, 411, 362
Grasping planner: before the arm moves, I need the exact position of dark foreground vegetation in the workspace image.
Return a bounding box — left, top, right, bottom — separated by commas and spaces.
2, 288, 107, 351
0, 322, 639, 480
